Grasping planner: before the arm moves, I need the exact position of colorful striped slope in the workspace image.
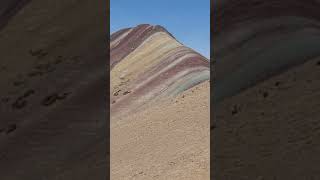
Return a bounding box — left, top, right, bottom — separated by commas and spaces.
110, 24, 210, 118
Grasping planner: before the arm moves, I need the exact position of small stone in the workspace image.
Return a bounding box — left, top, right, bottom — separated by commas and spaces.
263, 92, 268, 98
6, 124, 17, 134
123, 91, 131, 95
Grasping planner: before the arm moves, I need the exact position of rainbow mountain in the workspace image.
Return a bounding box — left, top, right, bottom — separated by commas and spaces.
110, 24, 210, 118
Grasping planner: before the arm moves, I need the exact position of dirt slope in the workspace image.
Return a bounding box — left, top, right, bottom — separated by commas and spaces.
111, 81, 210, 179
0, 1, 107, 179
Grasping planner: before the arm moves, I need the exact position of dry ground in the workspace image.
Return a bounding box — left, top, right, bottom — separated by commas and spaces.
213, 56, 320, 179
111, 81, 210, 180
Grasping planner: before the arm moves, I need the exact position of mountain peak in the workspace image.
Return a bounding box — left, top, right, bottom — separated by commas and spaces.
111, 24, 174, 42
110, 24, 209, 118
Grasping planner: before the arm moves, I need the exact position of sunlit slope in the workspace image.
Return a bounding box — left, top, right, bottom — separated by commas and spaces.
110, 24, 210, 118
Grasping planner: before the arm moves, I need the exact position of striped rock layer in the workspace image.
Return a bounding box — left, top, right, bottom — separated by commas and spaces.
212, 0, 320, 103
110, 24, 210, 118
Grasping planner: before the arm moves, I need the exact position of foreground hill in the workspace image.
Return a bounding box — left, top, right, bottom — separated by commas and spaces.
112, 81, 210, 179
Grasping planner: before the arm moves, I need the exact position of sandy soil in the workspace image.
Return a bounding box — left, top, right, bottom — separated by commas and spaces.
111, 81, 210, 179
213, 57, 320, 179
213, 1, 320, 178
0, 0, 108, 179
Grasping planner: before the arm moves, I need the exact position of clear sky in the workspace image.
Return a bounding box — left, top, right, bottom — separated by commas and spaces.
110, 0, 210, 58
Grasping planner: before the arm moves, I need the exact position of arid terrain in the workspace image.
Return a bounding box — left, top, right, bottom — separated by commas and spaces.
0, 1, 107, 179
110, 24, 210, 179
213, 0, 320, 179
112, 81, 210, 179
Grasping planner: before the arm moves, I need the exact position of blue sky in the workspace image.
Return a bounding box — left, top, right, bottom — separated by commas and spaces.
110, 0, 210, 58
